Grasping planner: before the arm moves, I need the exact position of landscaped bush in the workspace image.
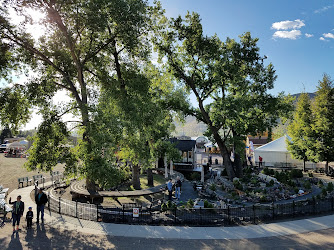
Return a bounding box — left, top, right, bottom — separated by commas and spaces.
275, 171, 289, 184
161, 203, 167, 212
290, 169, 303, 178
244, 167, 253, 174
190, 172, 201, 181
304, 181, 311, 190
233, 180, 243, 190
262, 167, 275, 176
204, 200, 214, 208
269, 179, 275, 186
322, 188, 327, 197
327, 182, 334, 192
308, 173, 314, 177
209, 183, 216, 191
260, 195, 267, 202
187, 199, 194, 208
318, 180, 324, 187
250, 178, 258, 185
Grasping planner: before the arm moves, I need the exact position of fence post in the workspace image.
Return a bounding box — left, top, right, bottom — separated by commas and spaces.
313, 197, 316, 214
252, 205, 256, 224
122, 205, 125, 223
174, 206, 177, 224
58, 197, 61, 214
272, 202, 275, 220
292, 201, 295, 217
227, 205, 230, 225
48, 191, 50, 211
150, 204, 153, 224
76, 200, 78, 218
96, 204, 99, 222
332, 197, 334, 211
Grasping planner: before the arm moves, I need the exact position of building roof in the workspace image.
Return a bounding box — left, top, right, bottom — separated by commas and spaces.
169, 138, 196, 151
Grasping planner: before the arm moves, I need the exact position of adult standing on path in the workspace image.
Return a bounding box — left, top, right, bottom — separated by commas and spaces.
259, 155, 263, 167
175, 176, 182, 201
167, 179, 173, 201
9, 195, 24, 232
35, 188, 48, 224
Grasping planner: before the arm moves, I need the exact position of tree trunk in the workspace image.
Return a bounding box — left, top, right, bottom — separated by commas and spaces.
234, 152, 243, 178
86, 178, 96, 192
303, 159, 306, 172
218, 142, 235, 180
132, 164, 141, 190
325, 161, 329, 175
147, 168, 153, 186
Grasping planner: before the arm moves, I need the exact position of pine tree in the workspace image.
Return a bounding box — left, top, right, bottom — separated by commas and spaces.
287, 93, 313, 171
310, 74, 334, 173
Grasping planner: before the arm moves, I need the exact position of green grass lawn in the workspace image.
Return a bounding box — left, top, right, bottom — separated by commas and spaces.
128, 173, 166, 190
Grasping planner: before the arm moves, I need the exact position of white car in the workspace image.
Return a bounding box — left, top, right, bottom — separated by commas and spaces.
0, 144, 7, 153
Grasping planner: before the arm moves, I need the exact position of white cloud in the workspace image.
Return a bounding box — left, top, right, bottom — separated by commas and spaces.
271, 19, 305, 30
273, 30, 302, 40
320, 37, 328, 41
323, 33, 334, 39
305, 33, 313, 38
314, 5, 334, 14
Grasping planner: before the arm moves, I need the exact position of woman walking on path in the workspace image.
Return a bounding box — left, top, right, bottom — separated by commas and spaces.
9, 195, 25, 232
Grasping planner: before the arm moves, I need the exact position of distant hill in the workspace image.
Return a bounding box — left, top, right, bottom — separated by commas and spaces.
172, 116, 207, 137
291, 92, 316, 102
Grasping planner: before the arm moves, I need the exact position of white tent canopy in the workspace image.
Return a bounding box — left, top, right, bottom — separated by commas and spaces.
254, 135, 303, 167
7, 141, 26, 149
19, 140, 28, 145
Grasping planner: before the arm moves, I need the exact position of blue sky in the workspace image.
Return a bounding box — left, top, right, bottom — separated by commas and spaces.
156, 0, 334, 95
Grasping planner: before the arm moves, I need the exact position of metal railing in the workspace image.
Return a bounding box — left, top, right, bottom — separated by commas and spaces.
47, 191, 334, 226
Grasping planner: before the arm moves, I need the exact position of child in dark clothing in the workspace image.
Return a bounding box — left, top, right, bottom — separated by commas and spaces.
26, 207, 33, 229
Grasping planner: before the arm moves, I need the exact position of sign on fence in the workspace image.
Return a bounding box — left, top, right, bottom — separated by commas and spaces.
133, 208, 139, 218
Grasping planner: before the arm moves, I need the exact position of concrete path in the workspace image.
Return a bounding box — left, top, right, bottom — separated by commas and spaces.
5, 184, 334, 240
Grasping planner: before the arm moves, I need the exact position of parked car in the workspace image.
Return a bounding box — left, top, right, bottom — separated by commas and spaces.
0, 144, 7, 153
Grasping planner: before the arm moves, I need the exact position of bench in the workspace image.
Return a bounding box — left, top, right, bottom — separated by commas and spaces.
33, 175, 45, 186
0, 199, 12, 223
18, 177, 32, 188
0, 186, 9, 197
52, 171, 61, 185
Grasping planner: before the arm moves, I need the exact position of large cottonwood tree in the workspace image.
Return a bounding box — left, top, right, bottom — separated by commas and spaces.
0, 0, 165, 190
154, 13, 293, 179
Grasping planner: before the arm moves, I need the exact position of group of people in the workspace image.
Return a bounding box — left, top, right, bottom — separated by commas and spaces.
166, 176, 182, 201
9, 188, 48, 232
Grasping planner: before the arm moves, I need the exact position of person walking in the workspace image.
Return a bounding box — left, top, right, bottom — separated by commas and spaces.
175, 176, 182, 201
9, 195, 25, 233
35, 188, 48, 224
259, 155, 263, 167
167, 179, 173, 201
26, 207, 33, 229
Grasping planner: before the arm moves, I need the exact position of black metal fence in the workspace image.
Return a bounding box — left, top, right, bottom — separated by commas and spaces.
47, 193, 334, 226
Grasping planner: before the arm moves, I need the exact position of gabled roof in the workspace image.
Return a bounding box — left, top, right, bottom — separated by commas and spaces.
169, 138, 196, 151
255, 135, 291, 152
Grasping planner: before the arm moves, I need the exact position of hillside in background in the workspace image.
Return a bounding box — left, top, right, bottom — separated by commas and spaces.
172, 116, 207, 137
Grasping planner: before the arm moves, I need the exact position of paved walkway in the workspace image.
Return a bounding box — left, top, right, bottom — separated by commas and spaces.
4, 184, 334, 240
